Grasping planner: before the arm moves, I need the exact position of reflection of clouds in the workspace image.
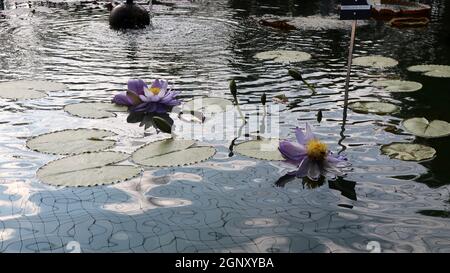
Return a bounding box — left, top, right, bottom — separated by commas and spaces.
0, 228, 16, 241
103, 171, 198, 214
0, 181, 40, 220
243, 218, 283, 228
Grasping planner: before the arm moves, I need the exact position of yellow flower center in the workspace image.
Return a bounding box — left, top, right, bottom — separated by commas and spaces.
306, 139, 328, 161
150, 87, 160, 95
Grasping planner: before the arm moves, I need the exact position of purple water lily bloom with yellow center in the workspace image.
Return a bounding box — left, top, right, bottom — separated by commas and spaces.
112, 79, 181, 114
279, 123, 348, 181
112, 79, 147, 106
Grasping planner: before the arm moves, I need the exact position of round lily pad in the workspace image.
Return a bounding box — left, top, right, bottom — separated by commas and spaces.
37, 151, 141, 187
0, 80, 66, 99
352, 56, 398, 68
254, 50, 312, 63
132, 138, 216, 167
407, 65, 450, 78
348, 101, 399, 115
182, 97, 233, 115
64, 102, 127, 119
381, 143, 436, 162
234, 139, 284, 161
403, 117, 450, 138
27, 128, 116, 155
373, 80, 422, 92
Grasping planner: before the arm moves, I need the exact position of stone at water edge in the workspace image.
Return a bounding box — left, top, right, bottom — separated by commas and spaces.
109, 1, 150, 30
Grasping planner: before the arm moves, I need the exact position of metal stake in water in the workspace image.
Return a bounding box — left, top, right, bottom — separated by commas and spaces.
339, 20, 357, 154
342, 20, 357, 123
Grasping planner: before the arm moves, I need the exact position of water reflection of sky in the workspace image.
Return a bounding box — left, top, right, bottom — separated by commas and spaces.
0, 0, 449, 252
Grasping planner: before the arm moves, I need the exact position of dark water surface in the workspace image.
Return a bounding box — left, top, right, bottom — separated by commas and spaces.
0, 0, 449, 252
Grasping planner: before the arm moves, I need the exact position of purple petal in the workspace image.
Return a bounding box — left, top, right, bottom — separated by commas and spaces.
151, 79, 163, 89
112, 92, 134, 106
130, 102, 151, 113
307, 161, 322, 181
295, 127, 307, 145
279, 140, 307, 163
154, 104, 169, 113
139, 95, 149, 102
160, 80, 168, 91
128, 79, 147, 95
295, 157, 310, 178
305, 123, 315, 141
161, 92, 181, 106
326, 153, 349, 167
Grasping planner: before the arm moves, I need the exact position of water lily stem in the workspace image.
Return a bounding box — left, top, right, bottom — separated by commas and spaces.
236, 104, 246, 124
302, 79, 316, 94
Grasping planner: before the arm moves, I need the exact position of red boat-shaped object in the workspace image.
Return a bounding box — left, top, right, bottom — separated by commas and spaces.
371, 0, 431, 19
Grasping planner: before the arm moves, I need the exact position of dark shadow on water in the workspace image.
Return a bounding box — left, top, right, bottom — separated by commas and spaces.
275, 174, 357, 201
417, 209, 450, 218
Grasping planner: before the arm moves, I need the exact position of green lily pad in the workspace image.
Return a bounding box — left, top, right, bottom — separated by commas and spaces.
254, 50, 312, 63
132, 139, 216, 167
381, 143, 436, 161
373, 80, 423, 92
407, 65, 450, 78
348, 101, 399, 115
182, 97, 233, 115
27, 128, 116, 155
353, 56, 398, 68
64, 102, 127, 119
234, 139, 284, 161
0, 80, 66, 99
37, 151, 140, 187
403, 117, 450, 138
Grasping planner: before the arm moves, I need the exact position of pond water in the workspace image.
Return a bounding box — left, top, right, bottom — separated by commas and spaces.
0, 0, 449, 252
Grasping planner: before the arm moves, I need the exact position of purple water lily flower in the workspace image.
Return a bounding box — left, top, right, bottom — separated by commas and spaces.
130, 79, 181, 114
278, 123, 348, 181
112, 79, 147, 106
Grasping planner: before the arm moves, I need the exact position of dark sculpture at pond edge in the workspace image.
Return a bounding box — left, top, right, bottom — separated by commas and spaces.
109, 0, 150, 29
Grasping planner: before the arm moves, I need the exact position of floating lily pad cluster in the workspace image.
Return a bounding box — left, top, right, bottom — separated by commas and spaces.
0, 78, 221, 187
348, 55, 450, 162
4, 46, 449, 188
26, 128, 216, 187
407, 65, 450, 78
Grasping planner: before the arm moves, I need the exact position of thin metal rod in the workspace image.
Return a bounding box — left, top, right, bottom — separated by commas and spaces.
339, 20, 357, 154
343, 20, 357, 113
